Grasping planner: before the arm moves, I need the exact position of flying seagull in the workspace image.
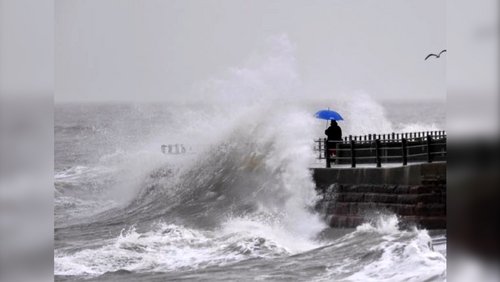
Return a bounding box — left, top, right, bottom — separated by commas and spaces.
425, 49, 447, 60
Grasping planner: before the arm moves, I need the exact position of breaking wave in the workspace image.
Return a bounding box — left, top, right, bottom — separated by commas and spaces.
54, 35, 446, 280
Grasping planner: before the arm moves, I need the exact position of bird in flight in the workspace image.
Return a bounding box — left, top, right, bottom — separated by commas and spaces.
425, 49, 447, 60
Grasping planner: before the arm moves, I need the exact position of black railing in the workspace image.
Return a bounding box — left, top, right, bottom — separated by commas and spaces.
314, 130, 446, 168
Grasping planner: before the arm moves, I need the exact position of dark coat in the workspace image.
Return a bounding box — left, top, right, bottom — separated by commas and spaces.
325, 124, 342, 141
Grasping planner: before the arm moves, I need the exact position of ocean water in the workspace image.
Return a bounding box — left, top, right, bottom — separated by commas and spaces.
54, 35, 445, 281
54, 98, 446, 281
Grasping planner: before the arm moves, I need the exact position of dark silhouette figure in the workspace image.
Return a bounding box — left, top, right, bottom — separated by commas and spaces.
325, 120, 342, 162
425, 49, 447, 60
325, 120, 342, 142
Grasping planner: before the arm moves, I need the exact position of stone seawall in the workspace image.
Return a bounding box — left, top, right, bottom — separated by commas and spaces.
312, 163, 446, 229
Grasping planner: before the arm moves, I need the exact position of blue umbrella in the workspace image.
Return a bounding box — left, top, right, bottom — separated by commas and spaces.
314, 109, 344, 121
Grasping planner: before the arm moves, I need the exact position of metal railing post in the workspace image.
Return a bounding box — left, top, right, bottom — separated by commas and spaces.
426, 135, 432, 163
350, 140, 356, 168
375, 139, 381, 168
318, 138, 322, 159
324, 138, 331, 168
335, 142, 340, 165
402, 138, 407, 166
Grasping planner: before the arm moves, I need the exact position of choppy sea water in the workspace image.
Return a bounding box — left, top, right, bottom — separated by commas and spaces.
54, 100, 446, 281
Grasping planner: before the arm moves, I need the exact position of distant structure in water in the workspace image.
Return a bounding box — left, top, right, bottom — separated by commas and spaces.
161, 144, 187, 154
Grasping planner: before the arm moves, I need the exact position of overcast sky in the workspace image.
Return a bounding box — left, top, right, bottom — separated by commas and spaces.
55, 0, 445, 103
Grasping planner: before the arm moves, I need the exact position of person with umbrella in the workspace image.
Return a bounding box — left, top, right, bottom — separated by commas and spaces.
315, 109, 343, 166
325, 120, 342, 155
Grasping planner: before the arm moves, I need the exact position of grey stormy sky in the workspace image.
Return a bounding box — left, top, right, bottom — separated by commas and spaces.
55, 0, 445, 102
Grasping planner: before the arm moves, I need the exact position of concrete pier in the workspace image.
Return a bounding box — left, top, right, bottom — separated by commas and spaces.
312, 162, 446, 229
